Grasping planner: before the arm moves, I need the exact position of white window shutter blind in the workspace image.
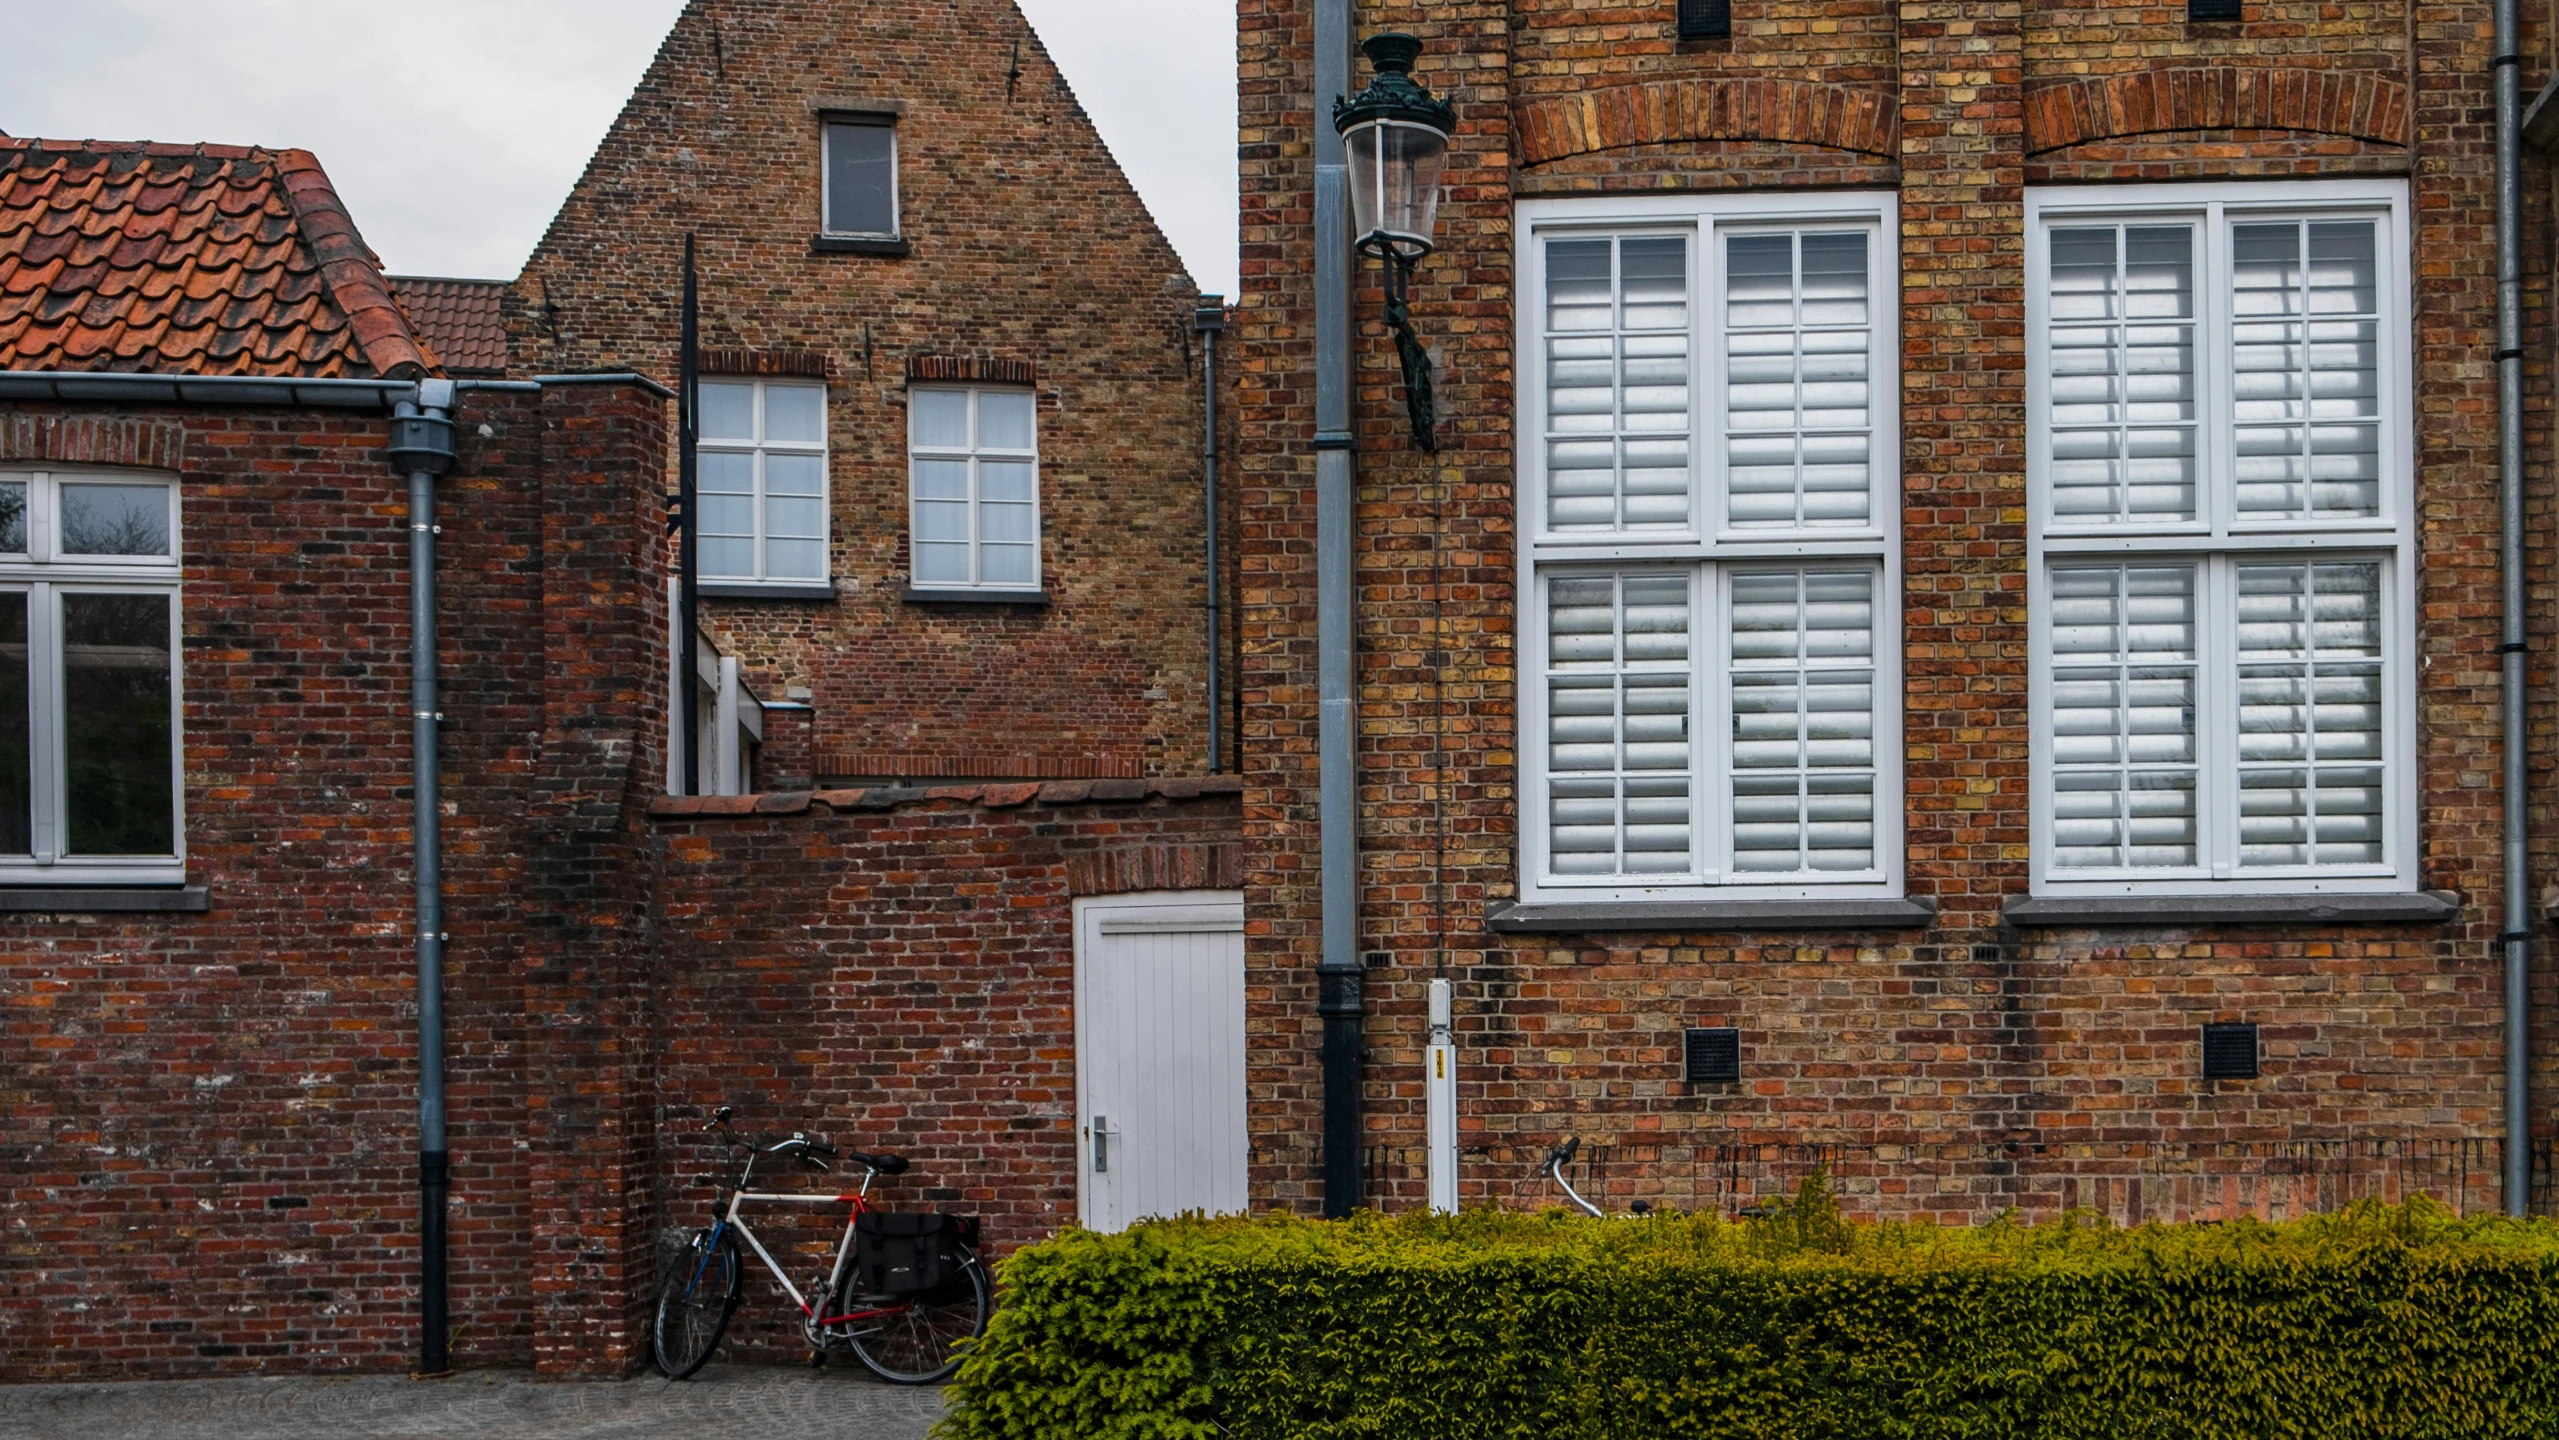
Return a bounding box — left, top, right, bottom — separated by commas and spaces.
1728, 568, 1876, 873
1546, 574, 1692, 876
1543, 237, 1691, 532
1724, 231, 1873, 529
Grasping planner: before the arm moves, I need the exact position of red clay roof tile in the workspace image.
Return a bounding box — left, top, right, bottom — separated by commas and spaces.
0, 137, 430, 379
386, 276, 508, 374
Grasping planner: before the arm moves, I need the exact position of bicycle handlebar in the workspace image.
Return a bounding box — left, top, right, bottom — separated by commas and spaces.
1542, 1136, 1601, 1218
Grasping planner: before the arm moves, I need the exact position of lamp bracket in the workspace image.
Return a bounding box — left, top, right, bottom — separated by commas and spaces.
1384, 250, 1437, 454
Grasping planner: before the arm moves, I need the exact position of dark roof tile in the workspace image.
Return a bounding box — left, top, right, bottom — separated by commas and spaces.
0, 137, 430, 378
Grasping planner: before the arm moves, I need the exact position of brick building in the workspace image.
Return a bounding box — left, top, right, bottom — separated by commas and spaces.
513, 0, 1237, 785
1238, 2, 2559, 1220
0, 136, 686, 1374
0, 6, 1247, 1374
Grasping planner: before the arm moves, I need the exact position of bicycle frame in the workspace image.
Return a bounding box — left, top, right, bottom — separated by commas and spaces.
684, 1120, 925, 1331
703, 1172, 917, 1328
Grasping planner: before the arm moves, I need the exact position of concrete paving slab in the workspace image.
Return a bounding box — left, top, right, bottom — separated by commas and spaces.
0, 1365, 947, 1440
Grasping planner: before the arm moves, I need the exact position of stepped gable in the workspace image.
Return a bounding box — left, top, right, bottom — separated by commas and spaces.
0, 138, 428, 378
387, 275, 508, 374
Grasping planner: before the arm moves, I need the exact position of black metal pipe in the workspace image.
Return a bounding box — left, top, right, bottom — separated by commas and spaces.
1319, 969, 1364, 1216
1195, 296, 1227, 772
677, 236, 701, 796
419, 1150, 448, 1372
387, 380, 457, 1375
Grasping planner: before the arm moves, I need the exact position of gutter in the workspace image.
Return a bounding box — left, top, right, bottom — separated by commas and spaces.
0, 371, 416, 407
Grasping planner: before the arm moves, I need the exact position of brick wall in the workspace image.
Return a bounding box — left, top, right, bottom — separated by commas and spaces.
0, 378, 1246, 1379
644, 780, 1242, 1361
0, 381, 671, 1378
1238, 0, 2559, 1219
512, 0, 1233, 784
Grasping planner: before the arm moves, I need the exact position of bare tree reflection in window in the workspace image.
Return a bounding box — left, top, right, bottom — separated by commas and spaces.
60, 484, 171, 557
62, 592, 173, 855
0, 592, 25, 853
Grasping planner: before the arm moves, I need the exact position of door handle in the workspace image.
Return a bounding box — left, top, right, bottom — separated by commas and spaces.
1092, 1116, 1111, 1173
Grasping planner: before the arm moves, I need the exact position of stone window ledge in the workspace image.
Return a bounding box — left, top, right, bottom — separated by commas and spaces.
0, 886, 210, 913
1487, 897, 1937, 934
2002, 892, 2459, 927
812, 235, 909, 258
901, 588, 1050, 607
699, 582, 839, 602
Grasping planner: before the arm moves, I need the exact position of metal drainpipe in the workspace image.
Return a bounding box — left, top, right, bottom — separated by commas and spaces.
1314, 0, 1364, 1218
2494, 0, 2531, 1217
1196, 295, 1228, 773
676, 236, 701, 796
386, 378, 458, 1373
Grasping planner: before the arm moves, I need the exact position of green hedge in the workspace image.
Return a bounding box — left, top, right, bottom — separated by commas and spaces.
941, 1189, 2559, 1440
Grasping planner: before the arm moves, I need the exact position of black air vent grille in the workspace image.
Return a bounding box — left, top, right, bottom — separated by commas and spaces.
1684, 1026, 1741, 1084
2190, 0, 2242, 20
2202, 1022, 2260, 1079
1679, 0, 1732, 40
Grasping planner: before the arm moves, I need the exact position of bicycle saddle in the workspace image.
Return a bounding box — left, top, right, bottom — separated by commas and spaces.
848, 1149, 909, 1175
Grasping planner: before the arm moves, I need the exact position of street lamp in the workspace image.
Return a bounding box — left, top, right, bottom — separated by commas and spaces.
1334, 32, 1454, 452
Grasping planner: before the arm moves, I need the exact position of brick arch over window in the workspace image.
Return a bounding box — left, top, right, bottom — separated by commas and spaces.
2025, 67, 2409, 155
1513, 78, 1898, 167
0, 414, 184, 470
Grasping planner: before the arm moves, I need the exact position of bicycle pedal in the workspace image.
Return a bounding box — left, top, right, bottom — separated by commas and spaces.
807, 1349, 827, 1370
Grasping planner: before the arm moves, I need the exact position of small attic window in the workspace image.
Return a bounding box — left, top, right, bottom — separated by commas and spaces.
1678, 0, 1732, 39
823, 117, 898, 238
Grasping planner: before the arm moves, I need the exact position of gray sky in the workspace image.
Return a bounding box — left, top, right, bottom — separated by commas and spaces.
0, 0, 1240, 297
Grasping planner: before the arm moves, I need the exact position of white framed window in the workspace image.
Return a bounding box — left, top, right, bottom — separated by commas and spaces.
0, 471, 184, 885
2026, 179, 2416, 895
908, 386, 1040, 591
1516, 191, 1902, 904
698, 378, 829, 585
822, 116, 898, 238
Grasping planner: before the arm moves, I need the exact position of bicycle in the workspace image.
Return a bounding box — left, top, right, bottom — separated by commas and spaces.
1541, 1137, 1603, 1217
1539, 1137, 1656, 1218
652, 1105, 991, 1383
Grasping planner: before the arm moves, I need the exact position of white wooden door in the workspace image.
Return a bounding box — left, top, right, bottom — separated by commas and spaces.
1074, 891, 1248, 1232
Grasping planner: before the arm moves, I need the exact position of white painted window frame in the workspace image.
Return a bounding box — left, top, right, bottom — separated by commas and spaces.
820, 114, 900, 240
906, 385, 1043, 592
0, 469, 185, 885
2025, 178, 2418, 896
1515, 191, 1903, 905
697, 377, 830, 587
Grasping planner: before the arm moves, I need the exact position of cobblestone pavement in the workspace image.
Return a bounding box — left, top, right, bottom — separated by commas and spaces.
0, 1365, 949, 1439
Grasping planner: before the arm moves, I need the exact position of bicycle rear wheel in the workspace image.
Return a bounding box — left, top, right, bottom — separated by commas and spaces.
653, 1227, 742, 1379
845, 1242, 989, 1384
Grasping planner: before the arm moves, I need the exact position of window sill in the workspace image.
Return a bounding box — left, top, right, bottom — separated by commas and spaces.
699, 582, 839, 602
2002, 891, 2458, 927
901, 587, 1049, 607
0, 885, 209, 913
1488, 897, 1936, 934
811, 235, 909, 258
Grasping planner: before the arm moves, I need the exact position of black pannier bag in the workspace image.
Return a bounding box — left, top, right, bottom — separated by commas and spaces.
855, 1212, 951, 1296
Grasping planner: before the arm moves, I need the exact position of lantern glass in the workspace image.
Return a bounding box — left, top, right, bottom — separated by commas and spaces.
1345, 117, 1447, 261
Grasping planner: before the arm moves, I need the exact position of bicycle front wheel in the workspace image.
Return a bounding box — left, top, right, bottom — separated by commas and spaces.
845, 1241, 990, 1384
652, 1227, 742, 1379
